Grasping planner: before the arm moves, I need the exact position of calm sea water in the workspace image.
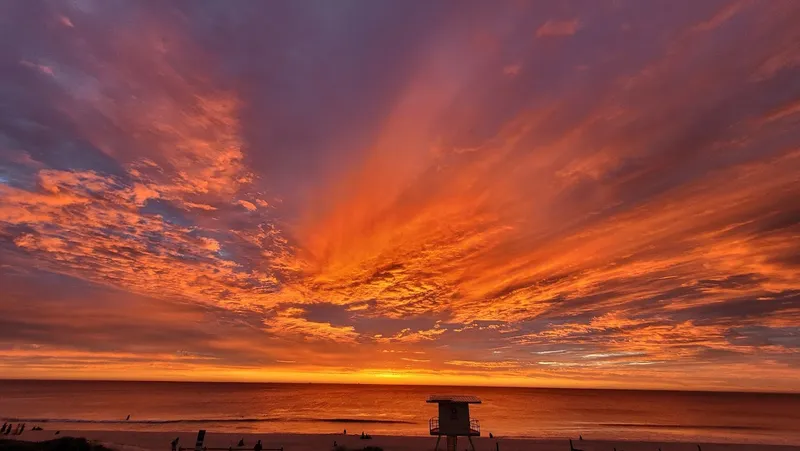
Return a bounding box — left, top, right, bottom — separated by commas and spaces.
1, 381, 798, 445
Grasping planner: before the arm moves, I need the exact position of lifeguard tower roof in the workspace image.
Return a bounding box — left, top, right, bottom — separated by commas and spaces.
426, 395, 481, 404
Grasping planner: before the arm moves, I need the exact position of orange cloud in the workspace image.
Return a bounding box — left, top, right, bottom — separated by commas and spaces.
238, 200, 257, 211
1, 0, 798, 392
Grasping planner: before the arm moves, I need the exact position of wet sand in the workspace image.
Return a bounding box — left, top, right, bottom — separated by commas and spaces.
11, 430, 800, 451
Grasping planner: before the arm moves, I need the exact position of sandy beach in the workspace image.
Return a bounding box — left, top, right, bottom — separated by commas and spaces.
9, 430, 800, 451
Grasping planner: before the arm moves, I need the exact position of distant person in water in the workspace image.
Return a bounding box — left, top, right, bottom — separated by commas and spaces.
19, 424, 25, 435
126, 415, 131, 421
254, 440, 262, 451
1, 423, 6, 433
4, 424, 11, 435
343, 429, 346, 435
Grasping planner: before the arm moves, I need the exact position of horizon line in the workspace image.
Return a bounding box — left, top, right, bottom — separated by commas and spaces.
3, 378, 798, 396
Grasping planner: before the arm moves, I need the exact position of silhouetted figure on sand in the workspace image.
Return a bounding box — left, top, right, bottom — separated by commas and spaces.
238, 439, 245, 447
489, 432, 493, 438
333, 441, 337, 448
569, 439, 583, 451
171, 437, 180, 451
698, 446, 702, 451
254, 440, 262, 451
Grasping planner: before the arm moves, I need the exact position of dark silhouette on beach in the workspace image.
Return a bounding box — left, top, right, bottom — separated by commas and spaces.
569, 439, 583, 451
253, 440, 262, 451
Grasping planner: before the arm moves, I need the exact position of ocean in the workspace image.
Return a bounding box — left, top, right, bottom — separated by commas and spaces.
1, 381, 798, 445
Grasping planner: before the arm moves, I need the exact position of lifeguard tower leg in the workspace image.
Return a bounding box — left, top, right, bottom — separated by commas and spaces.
467, 436, 476, 451
434, 435, 441, 451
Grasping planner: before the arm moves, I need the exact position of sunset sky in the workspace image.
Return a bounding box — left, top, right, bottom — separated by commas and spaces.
0, 0, 798, 392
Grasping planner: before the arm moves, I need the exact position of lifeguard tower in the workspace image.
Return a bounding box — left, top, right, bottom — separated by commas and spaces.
427, 395, 481, 451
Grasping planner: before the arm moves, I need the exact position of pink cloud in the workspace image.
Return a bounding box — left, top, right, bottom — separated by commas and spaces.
536, 19, 581, 37
19, 60, 55, 76
503, 63, 521, 77
59, 15, 75, 28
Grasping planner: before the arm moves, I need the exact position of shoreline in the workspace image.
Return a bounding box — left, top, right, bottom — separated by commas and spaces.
8, 430, 800, 451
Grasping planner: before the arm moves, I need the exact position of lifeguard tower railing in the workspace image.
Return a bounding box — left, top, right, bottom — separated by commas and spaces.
429, 418, 480, 436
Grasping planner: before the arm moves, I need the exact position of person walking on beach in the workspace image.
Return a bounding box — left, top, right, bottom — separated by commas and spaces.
254, 440, 262, 451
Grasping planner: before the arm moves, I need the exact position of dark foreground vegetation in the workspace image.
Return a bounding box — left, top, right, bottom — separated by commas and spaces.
0, 438, 115, 451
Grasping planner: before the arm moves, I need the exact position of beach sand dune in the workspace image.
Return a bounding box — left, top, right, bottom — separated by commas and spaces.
13, 430, 800, 451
